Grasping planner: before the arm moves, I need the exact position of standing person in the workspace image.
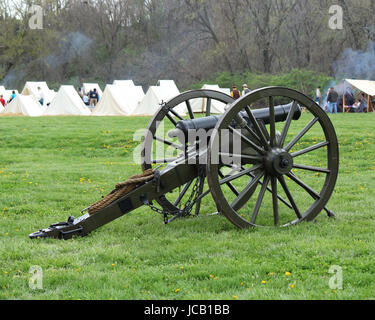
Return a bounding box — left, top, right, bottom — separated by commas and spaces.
242, 84, 251, 96
36, 87, 45, 106
327, 87, 338, 114
315, 86, 322, 107
231, 85, 241, 100
83, 93, 90, 106
0, 94, 6, 107
89, 88, 99, 109
9, 91, 17, 102
358, 93, 368, 113
78, 87, 84, 99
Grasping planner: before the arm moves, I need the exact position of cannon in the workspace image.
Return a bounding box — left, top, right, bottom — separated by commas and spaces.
30, 87, 339, 240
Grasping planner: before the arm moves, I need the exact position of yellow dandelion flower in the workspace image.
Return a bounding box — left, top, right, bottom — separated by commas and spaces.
233, 295, 238, 300
175, 288, 181, 293
285, 272, 292, 277
290, 284, 296, 289
261, 280, 267, 285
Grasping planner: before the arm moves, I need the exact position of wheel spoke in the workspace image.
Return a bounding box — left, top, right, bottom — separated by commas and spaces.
291, 141, 329, 158
166, 113, 178, 127
285, 117, 319, 152
251, 175, 270, 224
286, 173, 321, 200
279, 101, 298, 148
228, 126, 266, 155
154, 136, 183, 151
293, 164, 330, 174
152, 158, 178, 164
269, 97, 276, 148
219, 152, 263, 163
231, 171, 264, 209
206, 98, 212, 117
186, 100, 195, 119
278, 175, 302, 219
195, 189, 210, 203
271, 176, 279, 226
287, 173, 332, 215
244, 106, 270, 149
194, 177, 206, 216
219, 164, 263, 185
174, 180, 193, 206
244, 171, 293, 210
219, 170, 239, 196
168, 108, 184, 121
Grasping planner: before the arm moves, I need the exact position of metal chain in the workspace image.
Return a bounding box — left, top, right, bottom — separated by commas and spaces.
145, 166, 206, 224
181, 166, 205, 217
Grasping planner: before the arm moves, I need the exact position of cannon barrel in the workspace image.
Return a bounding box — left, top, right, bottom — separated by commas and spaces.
173, 102, 301, 138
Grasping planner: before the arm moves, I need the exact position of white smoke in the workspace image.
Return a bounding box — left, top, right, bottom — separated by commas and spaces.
44, 32, 93, 68
332, 41, 375, 81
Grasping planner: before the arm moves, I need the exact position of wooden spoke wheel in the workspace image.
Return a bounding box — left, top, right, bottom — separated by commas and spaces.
141, 90, 234, 215
206, 87, 339, 228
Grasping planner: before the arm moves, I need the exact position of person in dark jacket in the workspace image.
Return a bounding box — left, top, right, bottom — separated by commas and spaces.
327, 87, 339, 114
89, 88, 99, 108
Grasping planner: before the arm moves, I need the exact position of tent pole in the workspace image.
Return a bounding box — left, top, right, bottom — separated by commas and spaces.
368, 95, 371, 113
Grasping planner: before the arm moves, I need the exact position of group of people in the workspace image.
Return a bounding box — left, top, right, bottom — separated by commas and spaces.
230, 84, 251, 100
315, 86, 368, 114
0, 91, 18, 108
78, 88, 100, 109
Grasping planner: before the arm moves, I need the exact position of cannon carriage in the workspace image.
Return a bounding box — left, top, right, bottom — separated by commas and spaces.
30, 87, 339, 240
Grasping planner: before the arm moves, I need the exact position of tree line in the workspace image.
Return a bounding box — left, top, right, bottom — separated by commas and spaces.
0, 0, 374, 93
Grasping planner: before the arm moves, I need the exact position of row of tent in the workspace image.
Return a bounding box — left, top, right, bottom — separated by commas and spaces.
0, 80, 231, 117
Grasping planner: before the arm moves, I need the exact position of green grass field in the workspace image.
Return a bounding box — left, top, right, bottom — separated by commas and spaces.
1, 114, 374, 300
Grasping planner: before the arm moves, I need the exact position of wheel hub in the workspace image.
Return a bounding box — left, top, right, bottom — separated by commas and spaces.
265, 148, 293, 176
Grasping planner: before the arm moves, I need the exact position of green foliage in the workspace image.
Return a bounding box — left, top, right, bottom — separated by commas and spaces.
190, 70, 333, 98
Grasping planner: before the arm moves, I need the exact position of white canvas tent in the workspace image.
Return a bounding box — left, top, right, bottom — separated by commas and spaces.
157, 80, 179, 90
113, 80, 136, 87
44, 85, 91, 116
132, 80, 183, 116
83, 83, 103, 97
3, 94, 43, 117
344, 79, 375, 112
190, 84, 231, 114
344, 79, 375, 96
21, 81, 56, 105
93, 84, 145, 116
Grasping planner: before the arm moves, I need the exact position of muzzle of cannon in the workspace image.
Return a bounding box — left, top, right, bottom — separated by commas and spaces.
30, 87, 339, 240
